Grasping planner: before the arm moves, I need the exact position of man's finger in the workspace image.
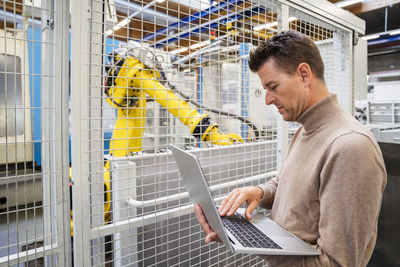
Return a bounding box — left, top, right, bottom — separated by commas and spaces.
194, 204, 212, 234
245, 200, 259, 219
227, 193, 247, 216
219, 190, 240, 216
194, 204, 204, 219
205, 232, 221, 243
218, 192, 233, 213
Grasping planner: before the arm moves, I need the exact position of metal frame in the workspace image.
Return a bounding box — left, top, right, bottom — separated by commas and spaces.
88, 0, 107, 265
276, 3, 289, 168
71, 0, 92, 265
110, 161, 137, 266
41, 2, 58, 264
0, 243, 58, 266
41, 0, 71, 265
280, 0, 365, 34
56, 0, 72, 264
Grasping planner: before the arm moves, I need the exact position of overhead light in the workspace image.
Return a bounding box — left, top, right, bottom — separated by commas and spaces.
389, 29, 400, 35
114, 18, 130, 31
253, 17, 297, 31
170, 40, 211, 55
253, 21, 277, 31
190, 40, 210, 49
105, 17, 130, 36
361, 34, 380, 41
105, 0, 162, 36
170, 47, 189, 55
335, 0, 363, 8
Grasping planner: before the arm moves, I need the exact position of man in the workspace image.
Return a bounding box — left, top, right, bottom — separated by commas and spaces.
194, 31, 387, 266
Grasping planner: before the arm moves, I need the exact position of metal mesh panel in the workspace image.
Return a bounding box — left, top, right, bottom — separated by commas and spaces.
0, 0, 71, 266
286, 6, 352, 142
71, 0, 355, 266
288, 8, 352, 112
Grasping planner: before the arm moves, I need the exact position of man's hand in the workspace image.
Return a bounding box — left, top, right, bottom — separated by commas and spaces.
218, 186, 264, 219
194, 204, 222, 243
194, 186, 264, 243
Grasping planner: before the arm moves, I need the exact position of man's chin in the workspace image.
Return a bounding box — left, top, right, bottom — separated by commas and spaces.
281, 114, 295, 122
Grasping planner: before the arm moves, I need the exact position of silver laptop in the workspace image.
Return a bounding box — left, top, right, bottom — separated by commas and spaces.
170, 145, 319, 256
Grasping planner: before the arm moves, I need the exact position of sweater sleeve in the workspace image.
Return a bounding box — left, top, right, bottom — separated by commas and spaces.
312, 133, 386, 267
257, 176, 278, 210
257, 127, 303, 210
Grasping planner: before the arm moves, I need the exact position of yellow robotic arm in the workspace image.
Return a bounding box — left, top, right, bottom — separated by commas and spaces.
97, 48, 244, 224
69, 48, 245, 234
104, 49, 243, 156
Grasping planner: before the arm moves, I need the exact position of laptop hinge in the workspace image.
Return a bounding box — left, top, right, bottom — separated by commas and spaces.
228, 235, 236, 245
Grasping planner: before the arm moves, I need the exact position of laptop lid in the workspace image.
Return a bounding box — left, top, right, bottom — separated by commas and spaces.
170, 145, 233, 250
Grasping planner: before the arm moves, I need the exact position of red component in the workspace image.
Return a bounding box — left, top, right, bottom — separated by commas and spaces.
210, 30, 216, 41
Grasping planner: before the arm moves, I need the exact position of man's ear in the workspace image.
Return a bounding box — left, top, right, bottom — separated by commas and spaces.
297, 63, 312, 83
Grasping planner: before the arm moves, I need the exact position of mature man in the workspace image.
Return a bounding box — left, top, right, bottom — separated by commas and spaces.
194, 31, 387, 266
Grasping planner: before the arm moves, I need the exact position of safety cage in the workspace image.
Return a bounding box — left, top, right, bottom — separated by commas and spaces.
0, 0, 364, 266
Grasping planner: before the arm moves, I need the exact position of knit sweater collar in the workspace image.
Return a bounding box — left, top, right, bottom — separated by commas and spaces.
296, 94, 339, 133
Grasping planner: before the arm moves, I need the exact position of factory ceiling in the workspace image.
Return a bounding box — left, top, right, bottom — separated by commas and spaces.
0, 0, 399, 55
108, 0, 400, 55
328, 0, 400, 55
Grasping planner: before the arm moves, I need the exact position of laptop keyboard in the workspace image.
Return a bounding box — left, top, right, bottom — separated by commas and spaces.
221, 213, 282, 249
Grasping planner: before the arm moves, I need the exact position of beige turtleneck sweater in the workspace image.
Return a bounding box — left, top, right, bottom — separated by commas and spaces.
258, 94, 387, 267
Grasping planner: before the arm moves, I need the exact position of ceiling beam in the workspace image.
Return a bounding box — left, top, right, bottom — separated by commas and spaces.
346, 0, 400, 15
0, 0, 24, 15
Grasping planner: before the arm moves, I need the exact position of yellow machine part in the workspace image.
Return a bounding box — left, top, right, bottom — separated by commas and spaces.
69, 166, 112, 236
108, 56, 243, 148
132, 68, 243, 145
97, 55, 243, 225
108, 96, 147, 156
69, 55, 243, 235
115, 58, 205, 136
103, 161, 112, 222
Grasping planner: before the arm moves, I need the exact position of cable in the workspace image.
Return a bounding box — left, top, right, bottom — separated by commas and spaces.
146, 46, 260, 140
158, 72, 260, 140
104, 48, 260, 140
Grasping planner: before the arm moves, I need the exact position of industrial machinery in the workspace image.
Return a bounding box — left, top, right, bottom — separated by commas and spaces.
69, 0, 366, 266
90, 41, 263, 224
104, 42, 248, 156
0, 30, 33, 166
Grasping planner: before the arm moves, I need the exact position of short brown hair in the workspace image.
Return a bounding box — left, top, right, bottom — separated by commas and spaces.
248, 31, 325, 81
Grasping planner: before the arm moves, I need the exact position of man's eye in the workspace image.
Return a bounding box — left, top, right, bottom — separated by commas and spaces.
270, 85, 277, 91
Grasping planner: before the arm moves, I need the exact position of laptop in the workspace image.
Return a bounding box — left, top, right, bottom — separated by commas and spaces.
170, 145, 320, 256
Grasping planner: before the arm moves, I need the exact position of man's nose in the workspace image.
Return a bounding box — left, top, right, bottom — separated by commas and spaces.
265, 91, 275, 105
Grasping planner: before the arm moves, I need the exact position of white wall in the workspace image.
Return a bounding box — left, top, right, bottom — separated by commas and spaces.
369, 82, 400, 100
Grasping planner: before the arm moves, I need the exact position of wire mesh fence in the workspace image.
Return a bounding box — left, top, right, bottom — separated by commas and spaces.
0, 0, 359, 266
70, 1, 355, 266
0, 0, 70, 266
